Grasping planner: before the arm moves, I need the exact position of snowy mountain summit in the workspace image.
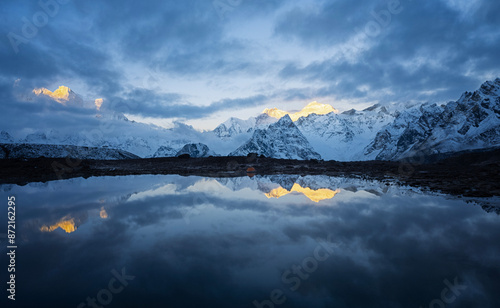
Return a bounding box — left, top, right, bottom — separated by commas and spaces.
229, 114, 322, 160
33, 85, 84, 106
213, 117, 257, 139
263, 101, 338, 121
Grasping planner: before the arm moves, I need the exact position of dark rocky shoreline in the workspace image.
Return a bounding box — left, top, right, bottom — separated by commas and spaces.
1, 148, 499, 198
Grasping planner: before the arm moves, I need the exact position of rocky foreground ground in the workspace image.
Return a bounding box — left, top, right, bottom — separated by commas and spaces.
1, 148, 499, 199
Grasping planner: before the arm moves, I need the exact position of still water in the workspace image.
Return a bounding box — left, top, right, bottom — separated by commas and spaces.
1, 175, 500, 308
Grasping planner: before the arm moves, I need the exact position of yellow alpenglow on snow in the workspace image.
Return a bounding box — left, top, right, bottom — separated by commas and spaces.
263, 101, 338, 121
100, 207, 108, 219
40, 216, 77, 233
33, 85, 72, 104
265, 183, 340, 202
95, 98, 104, 111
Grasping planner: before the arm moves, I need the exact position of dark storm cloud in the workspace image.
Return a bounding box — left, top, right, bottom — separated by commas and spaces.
111, 89, 269, 119
86, 0, 269, 77
0, 42, 60, 82
0, 0, 275, 124
153, 42, 263, 77
275, 0, 500, 102
0, 89, 101, 132
278, 87, 316, 101
274, 0, 378, 47
92, 1, 223, 58
281, 58, 475, 101
1, 2, 122, 92
1, 0, 499, 125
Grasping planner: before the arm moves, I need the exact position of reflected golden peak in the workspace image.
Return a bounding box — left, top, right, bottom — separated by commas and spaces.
40, 216, 77, 233
265, 183, 340, 202
263, 101, 338, 121
265, 186, 291, 199
100, 207, 108, 219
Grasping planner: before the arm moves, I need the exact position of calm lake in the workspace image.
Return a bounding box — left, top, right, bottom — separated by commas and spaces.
2, 175, 500, 308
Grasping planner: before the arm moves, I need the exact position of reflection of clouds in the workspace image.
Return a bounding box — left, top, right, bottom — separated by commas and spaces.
5, 175, 500, 307
7, 174, 476, 240
127, 192, 500, 307
127, 183, 179, 202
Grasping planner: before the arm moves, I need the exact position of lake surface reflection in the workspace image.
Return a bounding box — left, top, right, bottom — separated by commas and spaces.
1, 175, 500, 308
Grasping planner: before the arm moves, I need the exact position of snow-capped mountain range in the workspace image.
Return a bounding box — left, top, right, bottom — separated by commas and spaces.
365, 79, 500, 160
2, 79, 500, 161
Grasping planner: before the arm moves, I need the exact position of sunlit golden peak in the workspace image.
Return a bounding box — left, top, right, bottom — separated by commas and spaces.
40, 216, 77, 233
33, 85, 72, 104
263, 101, 338, 121
265, 183, 340, 202
262, 107, 289, 120
95, 98, 104, 111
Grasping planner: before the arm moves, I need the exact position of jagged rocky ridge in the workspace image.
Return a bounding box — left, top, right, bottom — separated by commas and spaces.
295, 104, 394, 160
365, 78, 500, 160
229, 115, 322, 160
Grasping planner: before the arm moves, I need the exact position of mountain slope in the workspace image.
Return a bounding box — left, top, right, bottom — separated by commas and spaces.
0, 143, 139, 160
229, 115, 321, 160
296, 104, 394, 160
366, 78, 500, 160
213, 117, 256, 139
152, 146, 178, 158
0, 131, 14, 143
364, 103, 443, 160
212, 114, 277, 139
176, 143, 216, 158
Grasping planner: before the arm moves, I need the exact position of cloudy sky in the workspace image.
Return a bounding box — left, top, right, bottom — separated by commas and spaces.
1, 0, 499, 130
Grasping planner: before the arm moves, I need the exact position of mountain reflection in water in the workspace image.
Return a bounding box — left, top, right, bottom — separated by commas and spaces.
265, 183, 340, 202
1, 174, 499, 308
40, 215, 78, 233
